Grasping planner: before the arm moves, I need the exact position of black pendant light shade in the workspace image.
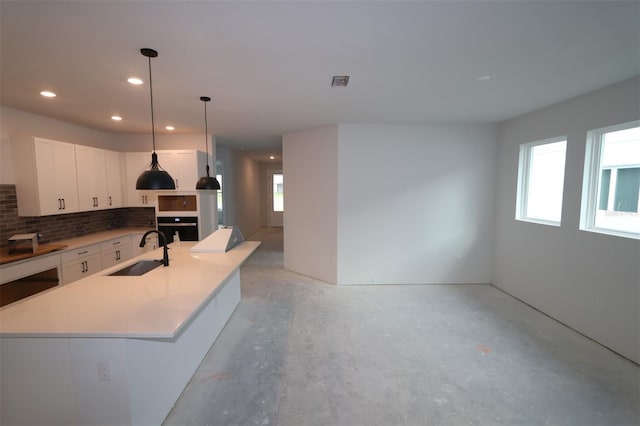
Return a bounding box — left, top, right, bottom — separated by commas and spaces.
196, 96, 221, 190
136, 48, 176, 190
136, 153, 176, 189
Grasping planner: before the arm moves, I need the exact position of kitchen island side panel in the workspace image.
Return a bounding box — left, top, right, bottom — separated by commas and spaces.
0, 338, 78, 425
126, 271, 241, 426
0, 269, 241, 425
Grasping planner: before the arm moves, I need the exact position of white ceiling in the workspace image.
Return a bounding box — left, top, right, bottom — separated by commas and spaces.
1, 1, 638, 152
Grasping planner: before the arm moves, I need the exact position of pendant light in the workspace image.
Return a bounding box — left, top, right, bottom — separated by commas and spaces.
136, 48, 176, 190
195, 96, 221, 190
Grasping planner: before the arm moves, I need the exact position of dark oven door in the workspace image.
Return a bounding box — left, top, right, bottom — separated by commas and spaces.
157, 216, 199, 244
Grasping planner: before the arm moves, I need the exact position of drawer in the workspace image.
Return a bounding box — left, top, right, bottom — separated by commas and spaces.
60, 243, 101, 263
100, 237, 131, 251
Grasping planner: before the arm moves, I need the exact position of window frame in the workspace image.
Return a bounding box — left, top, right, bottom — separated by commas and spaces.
580, 120, 640, 240
515, 136, 568, 227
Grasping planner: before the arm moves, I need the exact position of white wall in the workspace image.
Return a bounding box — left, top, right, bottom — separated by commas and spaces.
493, 77, 640, 363
216, 146, 263, 239
112, 133, 214, 156
283, 126, 338, 284
337, 124, 497, 285
0, 106, 119, 183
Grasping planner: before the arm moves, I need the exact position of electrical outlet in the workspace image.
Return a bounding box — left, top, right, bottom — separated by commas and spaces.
97, 361, 111, 382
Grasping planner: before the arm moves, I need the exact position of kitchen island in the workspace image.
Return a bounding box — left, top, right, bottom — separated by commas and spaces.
0, 240, 259, 425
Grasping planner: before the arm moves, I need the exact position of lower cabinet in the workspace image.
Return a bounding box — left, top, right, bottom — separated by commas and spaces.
61, 252, 102, 285
100, 237, 132, 270
61, 237, 134, 285
11, 233, 156, 287
131, 233, 158, 257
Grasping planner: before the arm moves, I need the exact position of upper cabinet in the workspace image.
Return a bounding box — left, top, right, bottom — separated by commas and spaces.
124, 150, 207, 206
157, 150, 206, 190
75, 146, 124, 210
12, 136, 80, 216
75, 145, 108, 211
12, 137, 126, 216
11, 137, 206, 216
105, 150, 124, 208
124, 152, 158, 207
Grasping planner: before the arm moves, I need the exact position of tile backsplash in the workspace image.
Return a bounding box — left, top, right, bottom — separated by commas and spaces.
0, 184, 155, 247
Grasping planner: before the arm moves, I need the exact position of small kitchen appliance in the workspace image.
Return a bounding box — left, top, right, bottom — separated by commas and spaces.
8, 233, 38, 255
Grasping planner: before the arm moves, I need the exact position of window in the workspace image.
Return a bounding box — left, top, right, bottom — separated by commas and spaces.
272, 173, 284, 212
516, 137, 567, 225
581, 121, 640, 239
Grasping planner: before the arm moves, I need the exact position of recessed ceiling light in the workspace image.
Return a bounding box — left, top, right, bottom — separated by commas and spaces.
476, 75, 491, 82
165, 125, 175, 131
331, 75, 350, 87
111, 115, 122, 121
127, 77, 143, 85
40, 91, 56, 98
269, 156, 275, 160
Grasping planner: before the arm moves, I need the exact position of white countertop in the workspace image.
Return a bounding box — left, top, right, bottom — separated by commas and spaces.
0, 241, 259, 339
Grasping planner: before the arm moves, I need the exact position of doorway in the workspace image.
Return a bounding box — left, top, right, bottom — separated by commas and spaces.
216, 160, 223, 227
267, 169, 283, 227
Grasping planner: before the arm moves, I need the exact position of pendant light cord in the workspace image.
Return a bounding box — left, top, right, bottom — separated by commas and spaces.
204, 98, 211, 177
148, 54, 156, 153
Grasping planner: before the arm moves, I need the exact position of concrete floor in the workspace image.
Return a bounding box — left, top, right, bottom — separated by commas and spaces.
164, 228, 639, 426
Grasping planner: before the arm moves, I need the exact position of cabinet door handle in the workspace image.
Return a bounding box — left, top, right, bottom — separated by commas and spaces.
109, 196, 112, 206
62, 198, 66, 210
81, 261, 86, 273
84, 261, 88, 272
78, 250, 88, 255
175, 179, 179, 188
116, 250, 120, 261
58, 199, 62, 210
113, 241, 120, 245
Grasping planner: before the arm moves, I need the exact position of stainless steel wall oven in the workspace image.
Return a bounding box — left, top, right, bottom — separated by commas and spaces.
157, 216, 199, 244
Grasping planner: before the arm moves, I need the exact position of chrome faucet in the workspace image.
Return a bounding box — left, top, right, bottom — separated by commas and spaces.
140, 230, 170, 266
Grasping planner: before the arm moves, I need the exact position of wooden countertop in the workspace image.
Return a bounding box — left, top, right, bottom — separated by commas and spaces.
0, 244, 68, 265
0, 228, 155, 268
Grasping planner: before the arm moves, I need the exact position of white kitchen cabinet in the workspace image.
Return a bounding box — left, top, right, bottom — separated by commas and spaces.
12, 136, 80, 216
105, 150, 124, 208
75, 145, 108, 211
131, 233, 158, 257
157, 150, 207, 190
61, 244, 102, 285
100, 237, 132, 269
124, 152, 158, 207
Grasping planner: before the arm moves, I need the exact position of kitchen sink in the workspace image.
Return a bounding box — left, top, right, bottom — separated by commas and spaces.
107, 260, 164, 276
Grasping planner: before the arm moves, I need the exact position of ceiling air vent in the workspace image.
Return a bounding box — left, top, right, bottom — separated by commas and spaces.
331, 75, 350, 87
